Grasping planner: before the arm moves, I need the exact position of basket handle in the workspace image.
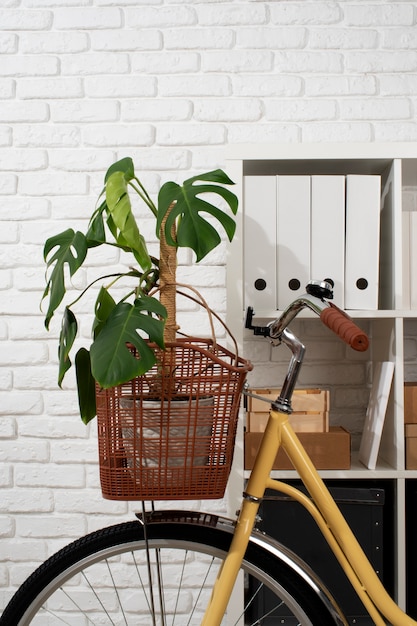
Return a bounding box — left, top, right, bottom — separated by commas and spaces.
150, 282, 241, 365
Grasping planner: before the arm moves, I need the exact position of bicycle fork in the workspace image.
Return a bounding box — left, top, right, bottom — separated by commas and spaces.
201, 407, 282, 626
201, 327, 307, 626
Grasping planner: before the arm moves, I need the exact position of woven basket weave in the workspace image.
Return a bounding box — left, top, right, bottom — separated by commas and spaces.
96, 337, 252, 501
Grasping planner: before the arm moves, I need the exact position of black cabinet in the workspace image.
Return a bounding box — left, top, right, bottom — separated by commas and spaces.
406, 480, 417, 619
247, 480, 394, 626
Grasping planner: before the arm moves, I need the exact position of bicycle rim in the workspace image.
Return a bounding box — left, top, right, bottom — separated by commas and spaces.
1, 517, 340, 625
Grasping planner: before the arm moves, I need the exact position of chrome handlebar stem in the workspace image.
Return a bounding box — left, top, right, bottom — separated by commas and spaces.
254, 287, 332, 414
246, 280, 334, 414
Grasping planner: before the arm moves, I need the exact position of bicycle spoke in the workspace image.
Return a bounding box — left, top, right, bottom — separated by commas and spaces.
105, 559, 128, 626
131, 549, 154, 617
59, 584, 102, 625
171, 549, 188, 626
153, 548, 167, 626
42, 606, 76, 625
185, 555, 218, 626
81, 569, 117, 625
232, 580, 289, 626
232, 580, 263, 626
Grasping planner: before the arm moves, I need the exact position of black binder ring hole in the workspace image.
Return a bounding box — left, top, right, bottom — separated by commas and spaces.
356, 278, 369, 291
254, 278, 267, 291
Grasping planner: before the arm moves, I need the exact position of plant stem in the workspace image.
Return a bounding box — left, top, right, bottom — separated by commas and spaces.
129, 179, 158, 216
159, 203, 178, 343
67, 271, 141, 308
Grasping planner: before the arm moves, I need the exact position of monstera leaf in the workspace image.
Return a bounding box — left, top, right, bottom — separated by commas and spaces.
85, 200, 107, 247
104, 156, 135, 183
58, 307, 78, 387
90, 295, 167, 389
157, 170, 238, 261
92, 286, 116, 339
105, 167, 152, 272
42, 229, 88, 329
75, 348, 97, 425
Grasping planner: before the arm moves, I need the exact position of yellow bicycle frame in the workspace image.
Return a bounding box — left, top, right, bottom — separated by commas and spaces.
202, 406, 417, 626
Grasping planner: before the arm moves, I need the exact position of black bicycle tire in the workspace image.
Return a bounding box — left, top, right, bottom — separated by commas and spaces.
1, 519, 342, 625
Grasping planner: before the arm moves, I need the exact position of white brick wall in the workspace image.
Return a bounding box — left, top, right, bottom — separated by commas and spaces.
2, 0, 417, 609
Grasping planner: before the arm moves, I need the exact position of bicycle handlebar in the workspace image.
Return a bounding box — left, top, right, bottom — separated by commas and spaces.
320, 303, 369, 352
245, 281, 369, 414
246, 280, 369, 352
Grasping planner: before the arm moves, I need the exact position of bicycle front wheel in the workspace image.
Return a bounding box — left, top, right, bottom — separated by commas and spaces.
1, 511, 345, 625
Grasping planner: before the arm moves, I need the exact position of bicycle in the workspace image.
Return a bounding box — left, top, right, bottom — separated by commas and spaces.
2, 280, 416, 625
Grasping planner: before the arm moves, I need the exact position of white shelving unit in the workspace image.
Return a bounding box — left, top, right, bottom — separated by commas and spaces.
225, 143, 417, 613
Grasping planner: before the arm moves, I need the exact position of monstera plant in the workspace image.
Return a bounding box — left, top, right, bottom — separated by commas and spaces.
42, 157, 238, 424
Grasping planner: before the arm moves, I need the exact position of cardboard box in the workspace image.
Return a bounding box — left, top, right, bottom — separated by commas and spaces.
246, 388, 329, 433
404, 383, 417, 424
406, 423, 417, 469
244, 427, 351, 470
247, 388, 329, 413
248, 411, 327, 433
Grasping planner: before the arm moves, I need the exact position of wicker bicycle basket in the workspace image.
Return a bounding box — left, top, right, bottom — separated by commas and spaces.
96, 337, 252, 501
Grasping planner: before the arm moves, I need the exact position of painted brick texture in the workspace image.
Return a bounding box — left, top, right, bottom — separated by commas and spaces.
2, 0, 417, 609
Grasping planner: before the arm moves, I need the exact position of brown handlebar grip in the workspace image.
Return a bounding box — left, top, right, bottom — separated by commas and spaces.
320, 305, 369, 352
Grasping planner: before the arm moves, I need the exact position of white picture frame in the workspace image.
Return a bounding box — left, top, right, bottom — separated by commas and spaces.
359, 361, 395, 470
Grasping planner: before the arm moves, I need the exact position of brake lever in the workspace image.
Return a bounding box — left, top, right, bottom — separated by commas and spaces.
245, 306, 270, 338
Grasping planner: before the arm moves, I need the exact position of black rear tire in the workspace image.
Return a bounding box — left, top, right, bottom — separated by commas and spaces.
1, 517, 343, 625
